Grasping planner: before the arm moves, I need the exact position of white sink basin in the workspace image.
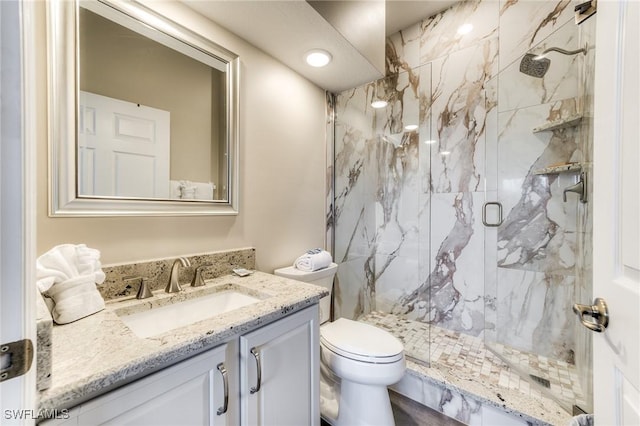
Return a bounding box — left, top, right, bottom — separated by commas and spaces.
118, 290, 261, 338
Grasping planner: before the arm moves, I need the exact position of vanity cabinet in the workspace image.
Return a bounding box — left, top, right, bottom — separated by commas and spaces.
240, 305, 320, 426
41, 344, 232, 426
41, 305, 318, 426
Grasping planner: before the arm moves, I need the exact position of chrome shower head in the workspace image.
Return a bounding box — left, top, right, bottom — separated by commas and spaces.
519, 44, 588, 78
519, 53, 551, 78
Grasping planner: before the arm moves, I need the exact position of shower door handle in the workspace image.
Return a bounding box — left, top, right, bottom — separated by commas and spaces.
573, 298, 609, 332
482, 202, 503, 227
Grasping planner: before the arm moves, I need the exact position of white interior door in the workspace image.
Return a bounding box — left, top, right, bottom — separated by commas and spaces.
78, 91, 170, 198
592, 0, 640, 424
0, 0, 37, 424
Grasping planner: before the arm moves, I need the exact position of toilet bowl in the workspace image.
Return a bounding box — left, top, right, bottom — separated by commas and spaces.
274, 263, 406, 426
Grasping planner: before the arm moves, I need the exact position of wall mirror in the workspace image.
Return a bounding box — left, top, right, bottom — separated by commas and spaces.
48, 0, 239, 216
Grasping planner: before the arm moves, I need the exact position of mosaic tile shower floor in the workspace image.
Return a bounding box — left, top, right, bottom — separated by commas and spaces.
359, 311, 588, 411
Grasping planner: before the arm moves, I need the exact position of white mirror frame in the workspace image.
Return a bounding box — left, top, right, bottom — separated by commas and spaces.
47, 0, 240, 216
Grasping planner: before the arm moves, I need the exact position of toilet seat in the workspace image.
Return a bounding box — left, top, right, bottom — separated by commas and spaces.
320, 318, 404, 364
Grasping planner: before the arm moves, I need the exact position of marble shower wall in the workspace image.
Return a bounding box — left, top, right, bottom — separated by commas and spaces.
333, 0, 593, 374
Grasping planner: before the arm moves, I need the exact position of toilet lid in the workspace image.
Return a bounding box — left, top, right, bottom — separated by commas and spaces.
320, 318, 404, 363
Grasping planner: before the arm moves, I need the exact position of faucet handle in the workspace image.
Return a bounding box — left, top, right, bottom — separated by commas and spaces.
123, 276, 153, 299
191, 263, 213, 287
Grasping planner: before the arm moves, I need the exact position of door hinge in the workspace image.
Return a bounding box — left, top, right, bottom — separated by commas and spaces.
0, 339, 34, 382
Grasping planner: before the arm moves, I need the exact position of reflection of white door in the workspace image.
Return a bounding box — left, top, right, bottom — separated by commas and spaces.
592, 1, 640, 424
78, 91, 170, 198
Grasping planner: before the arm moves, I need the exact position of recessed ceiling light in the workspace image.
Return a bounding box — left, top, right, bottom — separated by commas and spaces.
457, 23, 473, 35
305, 49, 332, 67
404, 124, 418, 131
371, 100, 388, 109
424, 139, 437, 144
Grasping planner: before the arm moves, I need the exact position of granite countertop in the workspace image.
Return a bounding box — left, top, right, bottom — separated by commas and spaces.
38, 272, 327, 411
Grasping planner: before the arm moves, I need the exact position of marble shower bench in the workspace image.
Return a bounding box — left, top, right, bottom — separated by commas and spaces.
360, 312, 575, 426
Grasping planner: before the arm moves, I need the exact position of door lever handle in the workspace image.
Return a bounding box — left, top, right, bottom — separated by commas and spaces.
573, 297, 609, 332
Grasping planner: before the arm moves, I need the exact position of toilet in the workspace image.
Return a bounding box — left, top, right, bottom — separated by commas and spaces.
274, 263, 406, 426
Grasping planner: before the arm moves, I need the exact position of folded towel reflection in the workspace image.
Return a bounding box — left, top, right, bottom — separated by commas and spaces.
36, 244, 106, 324
294, 249, 332, 272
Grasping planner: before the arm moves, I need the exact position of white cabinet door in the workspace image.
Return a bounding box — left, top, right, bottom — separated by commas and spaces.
45, 344, 231, 426
240, 305, 320, 426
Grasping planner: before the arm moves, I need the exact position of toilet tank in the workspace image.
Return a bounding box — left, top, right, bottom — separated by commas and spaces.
274, 263, 338, 324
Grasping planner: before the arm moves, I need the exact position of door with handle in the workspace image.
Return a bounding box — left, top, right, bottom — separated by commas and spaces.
239, 306, 319, 426
591, 1, 640, 424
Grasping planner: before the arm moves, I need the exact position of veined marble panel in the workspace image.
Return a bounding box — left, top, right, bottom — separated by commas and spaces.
386, 1, 499, 75
418, 64, 433, 191
393, 192, 485, 336
375, 254, 421, 314
498, 19, 580, 113
334, 257, 372, 320
374, 132, 421, 256
495, 267, 575, 362
430, 192, 486, 335
430, 38, 498, 194
485, 76, 498, 192
386, 22, 422, 75
334, 87, 377, 261
419, 0, 499, 65
333, 129, 374, 262
326, 92, 335, 253
498, 0, 576, 72
497, 99, 580, 274
374, 70, 420, 136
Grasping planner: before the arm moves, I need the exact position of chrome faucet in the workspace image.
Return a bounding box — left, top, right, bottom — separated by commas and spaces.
165, 257, 191, 293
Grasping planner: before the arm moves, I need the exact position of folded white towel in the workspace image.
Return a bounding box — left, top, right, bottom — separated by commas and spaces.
36, 244, 106, 324
175, 180, 215, 200
294, 249, 332, 272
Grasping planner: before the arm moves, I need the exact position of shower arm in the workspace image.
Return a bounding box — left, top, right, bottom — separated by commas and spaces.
540, 46, 587, 57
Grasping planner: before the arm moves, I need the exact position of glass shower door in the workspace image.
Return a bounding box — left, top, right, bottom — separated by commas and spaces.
484, 18, 595, 414
333, 64, 432, 367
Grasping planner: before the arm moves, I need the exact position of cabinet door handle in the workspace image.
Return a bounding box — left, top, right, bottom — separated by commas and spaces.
216, 363, 228, 416
249, 347, 262, 394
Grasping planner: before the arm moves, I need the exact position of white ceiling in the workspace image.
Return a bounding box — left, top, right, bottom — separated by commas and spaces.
184, 1, 457, 93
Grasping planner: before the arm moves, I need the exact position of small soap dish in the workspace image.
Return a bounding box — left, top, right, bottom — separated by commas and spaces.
233, 268, 254, 277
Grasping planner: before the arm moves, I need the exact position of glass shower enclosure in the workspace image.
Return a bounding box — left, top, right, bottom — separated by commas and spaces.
331, 7, 595, 416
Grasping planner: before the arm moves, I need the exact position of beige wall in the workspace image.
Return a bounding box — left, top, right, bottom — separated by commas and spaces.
36, 1, 328, 272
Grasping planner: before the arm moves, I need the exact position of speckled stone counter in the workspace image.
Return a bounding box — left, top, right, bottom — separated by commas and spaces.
36, 293, 53, 391
38, 271, 327, 411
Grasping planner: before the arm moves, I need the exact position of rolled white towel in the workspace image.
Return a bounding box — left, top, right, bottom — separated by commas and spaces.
294, 249, 332, 272
44, 275, 105, 324
36, 244, 106, 324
